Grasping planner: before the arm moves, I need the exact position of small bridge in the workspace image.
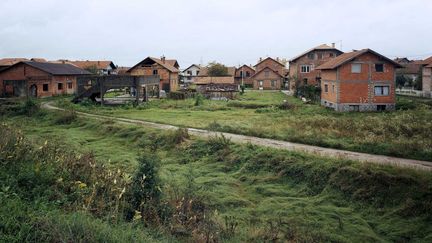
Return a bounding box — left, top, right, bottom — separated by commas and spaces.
72, 75, 160, 104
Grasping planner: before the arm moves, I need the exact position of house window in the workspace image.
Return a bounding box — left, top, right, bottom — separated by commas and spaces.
349, 105, 360, 112
374, 86, 390, 96
43, 84, 49, 92
329, 53, 335, 58
67, 82, 73, 89
307, 53, 315, 60
271, 80, 276, 87
324, 84, 328, 92
332, 85, 335, 93
196, 71, 200, 75
351, 63, 361, 73
187, 70, 192, 75
303, 78, 308, 85
317, 53, 323, 59
153, 69, 158, 75
58, 83, 63, 90
258, 80, 263, 87
301, 65, 311, 73
377, 105, 386, 111
375, 64, 384, 72
246, 71, 250, 77
264, 71, 269, 77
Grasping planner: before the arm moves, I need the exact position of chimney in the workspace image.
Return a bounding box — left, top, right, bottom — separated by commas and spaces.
97, 61, 100, 65
276, 57, 279, 61
161, 55, 166, 63
331, 43, 335, 48
259, 57, 262, 62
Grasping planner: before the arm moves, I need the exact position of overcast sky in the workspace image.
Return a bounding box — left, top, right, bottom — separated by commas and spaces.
1, 0, 431, 68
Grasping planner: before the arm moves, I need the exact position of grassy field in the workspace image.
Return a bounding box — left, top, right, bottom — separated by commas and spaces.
2, 103, 432, 242
56, 91, 432, 161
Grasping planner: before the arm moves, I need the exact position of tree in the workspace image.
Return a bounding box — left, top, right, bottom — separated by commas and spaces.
84, 65, 99, 75
415, 69, 423, 90
207, 62, 228, 76
396, 75, 408, 88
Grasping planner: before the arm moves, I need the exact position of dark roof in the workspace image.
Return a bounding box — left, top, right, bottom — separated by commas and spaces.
0, 61, 91, 75
127, 57, 179, 73
316, 49, 403, 70
289, 44, 343, 62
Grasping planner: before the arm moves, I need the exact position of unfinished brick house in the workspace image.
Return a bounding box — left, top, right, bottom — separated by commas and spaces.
288, 44, 343, 90
316, 49, 403, 112
0, 61, 91, 98
127, 56, 179, 92
234, 65, 255, 87
415, 57, 432, 96
251, 57, 286, 90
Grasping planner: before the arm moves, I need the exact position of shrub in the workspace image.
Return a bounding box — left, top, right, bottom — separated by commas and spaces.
54, 110, 77, 125
227, 102, 269, 109
168, 91, 186, 100
278, 101, 294, 110
126, 154, 162, 224
19, 98, 40, 116
194, 94, 204, 106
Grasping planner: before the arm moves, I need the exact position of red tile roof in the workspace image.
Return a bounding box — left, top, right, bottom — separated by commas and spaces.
316, 49, 403, 70
289, 44, 343, 62
128, 57, 179, 73
254, 57, 285, 67
0, 58, 29, 66
250, 67, 284, 78
69, 60, 115, 70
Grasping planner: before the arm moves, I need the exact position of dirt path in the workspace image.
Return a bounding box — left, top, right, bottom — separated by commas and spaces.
42, 102, 432, 171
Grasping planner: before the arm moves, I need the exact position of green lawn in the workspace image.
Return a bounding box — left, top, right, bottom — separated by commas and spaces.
57, 91, 432, 161
3, 110, 432, 242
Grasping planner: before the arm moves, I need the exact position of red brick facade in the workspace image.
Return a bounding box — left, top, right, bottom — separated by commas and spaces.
288, 45, 343, 90
0, 63, 78, 97
251, 58, 285, 90
234, 65, 255, 86
318, 50, 400, 112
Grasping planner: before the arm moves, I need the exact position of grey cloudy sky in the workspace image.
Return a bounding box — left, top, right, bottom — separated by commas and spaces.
1, 0, 431, 68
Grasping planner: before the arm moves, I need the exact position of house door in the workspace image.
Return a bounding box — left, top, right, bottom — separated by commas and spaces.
30, 84, 38, 97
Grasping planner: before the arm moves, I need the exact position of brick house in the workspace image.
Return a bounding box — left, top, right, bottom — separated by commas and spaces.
394, 57, 422, 87
234, 65, 255, 87
415, 57, 432, 96
251, 57, 286, 90
127, 56, 179, 92
288, 44, 343, 90
181, 64, 201, 84
0, 61, 91, 98
316, 49, 403, 112
67, 60, 117, 75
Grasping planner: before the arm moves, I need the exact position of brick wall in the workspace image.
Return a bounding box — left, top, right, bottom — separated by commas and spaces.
289, 49, 341, 90
129, 63, 178, 91
252, 69, 282, 90
320, 52, 397, 111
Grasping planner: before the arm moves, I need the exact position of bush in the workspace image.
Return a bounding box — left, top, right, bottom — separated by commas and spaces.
54, 110, 77, 125
278, 101, 294, 110
194, 94, 204, 106
19, 98, 40, 116
126, 154, 162, 224
168, 91, 186, 100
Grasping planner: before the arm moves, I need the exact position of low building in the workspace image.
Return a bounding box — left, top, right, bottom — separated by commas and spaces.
288, 44, 343, 90
0, 61, 91, 97
181, 64, 201, 84
316, 49, 402, 112
127, 56, 180, 92
234, 65, 255, 87
195, 65, 236, 85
